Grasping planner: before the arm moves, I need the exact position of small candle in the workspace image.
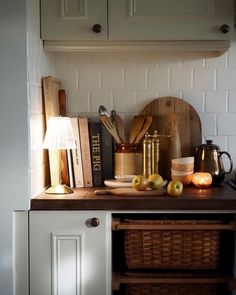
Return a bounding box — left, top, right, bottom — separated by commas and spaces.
192, 172, 212, 189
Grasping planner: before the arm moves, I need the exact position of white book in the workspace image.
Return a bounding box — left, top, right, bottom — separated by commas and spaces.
70, 117, 84, 188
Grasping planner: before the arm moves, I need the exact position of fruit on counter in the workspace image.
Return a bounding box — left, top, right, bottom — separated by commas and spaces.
167, 180, 183, 197
132, 175, 149, 191
148, 173, 164, 189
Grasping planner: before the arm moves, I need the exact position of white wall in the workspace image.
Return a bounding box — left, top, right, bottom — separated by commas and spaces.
53, 47, 236, 175
27, 0, 55, 198
0, 1, 29, 294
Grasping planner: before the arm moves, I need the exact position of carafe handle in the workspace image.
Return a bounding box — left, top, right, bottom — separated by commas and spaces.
218, 151, 233, 174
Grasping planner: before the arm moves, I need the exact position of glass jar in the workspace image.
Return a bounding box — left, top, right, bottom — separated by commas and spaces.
114, 143, 142, 177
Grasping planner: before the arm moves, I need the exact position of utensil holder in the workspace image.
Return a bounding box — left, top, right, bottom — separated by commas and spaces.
114, 143, 142, 177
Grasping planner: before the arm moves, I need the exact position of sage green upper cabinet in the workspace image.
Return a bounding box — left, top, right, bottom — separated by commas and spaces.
41, 0, 234, 52
41, 0, 107, 40
109, 0, 234, 40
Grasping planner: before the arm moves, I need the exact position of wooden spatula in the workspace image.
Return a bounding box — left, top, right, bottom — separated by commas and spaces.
99, 115, 122, 143
134, 115, 153, 144
129, 115, 146, 143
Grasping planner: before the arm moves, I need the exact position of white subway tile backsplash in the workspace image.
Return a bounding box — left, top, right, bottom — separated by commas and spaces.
102, 68, 124, 90
78, 67, 101, 90
199, 113, 217, 136
125, 68, 146, 90
228, 90, 236, 112
228, 136, 236, 159
194, 69, 215, 90
218, 114, 236, 136
113, 90, 136, 112
90, 90, 112, 114
205, 91, 227, 113
147, 67, 169, 90
182, 91, 204, 113
170, 68, 192, 90
217, 68, 236, 90
67, 89, 89, 114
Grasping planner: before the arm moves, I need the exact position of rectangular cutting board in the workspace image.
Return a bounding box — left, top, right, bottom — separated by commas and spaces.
140, 97, 202, 178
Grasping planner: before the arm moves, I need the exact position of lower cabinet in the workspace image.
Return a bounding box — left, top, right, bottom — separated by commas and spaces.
29, 211, 112, 295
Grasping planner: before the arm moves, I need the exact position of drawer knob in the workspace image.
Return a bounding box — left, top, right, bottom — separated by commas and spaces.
90, 217, 100, 227
92, 24, 102, 33
220, 24, 230, 34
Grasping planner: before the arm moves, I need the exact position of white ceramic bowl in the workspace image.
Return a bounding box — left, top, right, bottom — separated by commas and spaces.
171, 157, 194, 172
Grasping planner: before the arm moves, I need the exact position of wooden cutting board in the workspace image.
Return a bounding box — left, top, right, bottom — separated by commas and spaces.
94, 188, 166, 196
140, 97, 202, 178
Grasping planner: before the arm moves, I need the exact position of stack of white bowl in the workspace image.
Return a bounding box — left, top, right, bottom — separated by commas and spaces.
171, 157, 194, 185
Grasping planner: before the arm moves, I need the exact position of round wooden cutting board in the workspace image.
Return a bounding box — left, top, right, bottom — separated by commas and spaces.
140, 97, 202, 179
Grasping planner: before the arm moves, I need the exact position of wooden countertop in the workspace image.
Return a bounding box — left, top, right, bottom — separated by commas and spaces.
31, 183, 236, 211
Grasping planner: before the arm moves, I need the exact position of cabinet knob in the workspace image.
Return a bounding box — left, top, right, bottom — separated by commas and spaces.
88, 217, 100, 227
220, 24, 230, 34
92, 24, 102, 33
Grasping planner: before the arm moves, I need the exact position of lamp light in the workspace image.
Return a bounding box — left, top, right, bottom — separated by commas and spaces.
43, 116, 75, 194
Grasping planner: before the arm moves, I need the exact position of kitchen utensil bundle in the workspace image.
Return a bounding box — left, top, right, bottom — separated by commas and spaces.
98, 105, 153, 144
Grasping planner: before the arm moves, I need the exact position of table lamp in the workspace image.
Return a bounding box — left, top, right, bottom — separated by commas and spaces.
43, 116, 76, 194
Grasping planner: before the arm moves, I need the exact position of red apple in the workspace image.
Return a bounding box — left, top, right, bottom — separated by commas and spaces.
132, 175, 148, 191
167, 180, 183, 197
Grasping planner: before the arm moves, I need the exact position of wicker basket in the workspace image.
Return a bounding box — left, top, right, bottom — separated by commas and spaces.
124, 220, 222, 269
125, 283, 219, 295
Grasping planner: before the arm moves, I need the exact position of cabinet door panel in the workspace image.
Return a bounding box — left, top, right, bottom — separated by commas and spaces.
41, 0, 107, 40
29, 211, 111, 295
109, 0, 234, 40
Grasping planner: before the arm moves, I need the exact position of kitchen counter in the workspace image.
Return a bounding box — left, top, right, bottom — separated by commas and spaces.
31, 183, 236, 211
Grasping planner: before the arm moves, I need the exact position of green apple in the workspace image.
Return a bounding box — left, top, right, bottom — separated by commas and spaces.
148, 173, 164, 190
167, 180, 183, 197
132, 175, 148, 191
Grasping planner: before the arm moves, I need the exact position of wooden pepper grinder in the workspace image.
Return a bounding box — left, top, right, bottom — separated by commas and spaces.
169, 113, 181, 160
163, 113, 181, 179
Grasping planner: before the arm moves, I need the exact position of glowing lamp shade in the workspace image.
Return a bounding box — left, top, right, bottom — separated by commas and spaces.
192, 172, 213, 189
43, 117, 75, 150
43, 117, 75, 194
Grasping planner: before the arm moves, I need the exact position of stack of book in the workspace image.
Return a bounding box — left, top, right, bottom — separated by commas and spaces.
68, 117, 114, 188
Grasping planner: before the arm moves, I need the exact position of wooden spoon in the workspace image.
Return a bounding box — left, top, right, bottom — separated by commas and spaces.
111, 110, 127, 143
129, 115, 146, 143
134, 115, 153, 144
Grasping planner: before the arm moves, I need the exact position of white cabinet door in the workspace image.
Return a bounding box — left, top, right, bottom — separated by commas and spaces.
41, 0, 107, 40
29, 211, 111, 295
109, 0, 234, 40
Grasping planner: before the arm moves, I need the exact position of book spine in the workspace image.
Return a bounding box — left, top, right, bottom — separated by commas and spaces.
79, 117, 93, 187
101, 125, 114, 181
70, 117, 84, 188
89, 121, 103, 187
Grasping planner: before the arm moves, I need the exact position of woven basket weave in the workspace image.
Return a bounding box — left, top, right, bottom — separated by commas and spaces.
125, 283, 219, 295
124, 220, 222, 269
